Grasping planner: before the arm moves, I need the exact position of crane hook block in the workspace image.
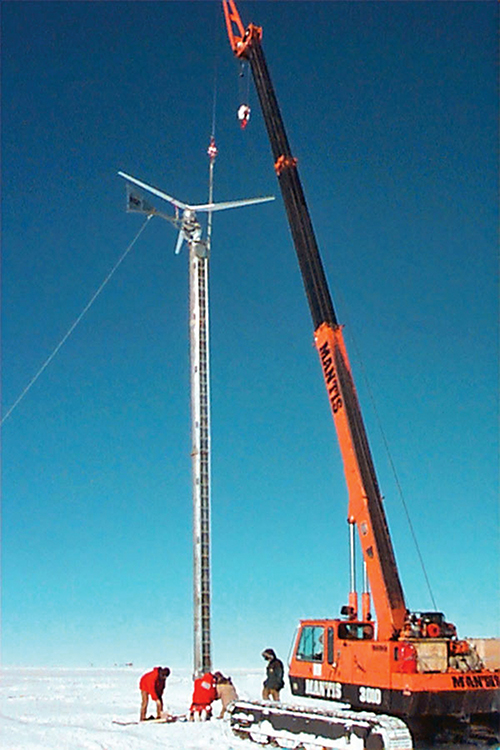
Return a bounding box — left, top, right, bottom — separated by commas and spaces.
238, 104, 251, 129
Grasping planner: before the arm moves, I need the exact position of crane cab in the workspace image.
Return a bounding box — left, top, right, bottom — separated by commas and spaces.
289, 619, 385, 702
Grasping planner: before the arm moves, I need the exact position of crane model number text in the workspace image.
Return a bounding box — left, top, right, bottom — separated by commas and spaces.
319, 341, 343, 413
359, 686, 382, 705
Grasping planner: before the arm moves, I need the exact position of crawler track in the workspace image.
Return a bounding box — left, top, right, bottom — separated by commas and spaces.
228, 700, 413, 750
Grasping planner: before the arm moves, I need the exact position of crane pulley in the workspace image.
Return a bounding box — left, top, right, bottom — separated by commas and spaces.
222, 0, 261, 57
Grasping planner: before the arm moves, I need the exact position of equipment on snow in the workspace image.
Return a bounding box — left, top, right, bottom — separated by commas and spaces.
112, 714, 187, 726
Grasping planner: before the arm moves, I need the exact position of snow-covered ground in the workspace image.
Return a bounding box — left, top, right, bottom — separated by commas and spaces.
0, 666, 289, 750
1, 667, 491, 750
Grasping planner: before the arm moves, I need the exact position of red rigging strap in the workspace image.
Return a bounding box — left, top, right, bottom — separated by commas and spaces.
275, 155, 298, 176
222, 0, 261, 57
207, 136, 218, 161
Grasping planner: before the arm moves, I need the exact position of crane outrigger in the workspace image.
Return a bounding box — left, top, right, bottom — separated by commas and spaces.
222, 1, 500, 745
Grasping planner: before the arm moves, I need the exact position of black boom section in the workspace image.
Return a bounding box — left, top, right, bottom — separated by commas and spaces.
247, 42, 337, 330
334, 343, 405, 612
246, 35, 405, 612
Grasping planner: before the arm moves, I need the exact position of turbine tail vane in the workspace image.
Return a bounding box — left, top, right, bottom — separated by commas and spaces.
126, 185, 156, 215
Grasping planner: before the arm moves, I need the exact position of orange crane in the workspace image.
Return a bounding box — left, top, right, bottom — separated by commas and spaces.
222, 0, 500, 744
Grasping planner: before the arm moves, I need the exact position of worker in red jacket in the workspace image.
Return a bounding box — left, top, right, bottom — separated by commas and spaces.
189, 672, 218, 721
139, 666, 170, 720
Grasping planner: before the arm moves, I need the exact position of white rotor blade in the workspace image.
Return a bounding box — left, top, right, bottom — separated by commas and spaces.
118, 171, 188, 211
189, 196, 275, 213
174, 230, 185, 255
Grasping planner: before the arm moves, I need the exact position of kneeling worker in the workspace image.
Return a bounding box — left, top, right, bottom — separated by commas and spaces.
214, 672, 239, 718
139, 666, 170, 721
190, 672, 218, 720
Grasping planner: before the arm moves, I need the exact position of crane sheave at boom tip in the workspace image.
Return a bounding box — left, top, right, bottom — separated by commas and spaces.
117, 171, 275, 212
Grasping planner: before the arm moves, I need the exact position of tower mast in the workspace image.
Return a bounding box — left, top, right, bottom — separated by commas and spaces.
118, 153, 273, 678
191, 136, 217, 677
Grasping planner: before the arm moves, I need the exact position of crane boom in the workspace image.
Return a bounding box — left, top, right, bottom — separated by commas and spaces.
222, 0, 406, 638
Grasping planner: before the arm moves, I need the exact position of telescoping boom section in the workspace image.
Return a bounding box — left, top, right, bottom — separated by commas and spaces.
223, 0, 405, 640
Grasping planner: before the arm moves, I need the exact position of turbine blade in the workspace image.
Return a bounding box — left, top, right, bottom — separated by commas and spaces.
189, 196, 275, 213
118, 171, 188, 211
174, 230, 185, 255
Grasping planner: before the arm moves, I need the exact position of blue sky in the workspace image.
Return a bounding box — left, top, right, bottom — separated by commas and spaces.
2, 1, 498, 669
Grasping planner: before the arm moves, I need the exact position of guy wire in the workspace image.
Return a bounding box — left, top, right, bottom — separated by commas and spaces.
2, 216, 153, 425
341, 301, 438, 611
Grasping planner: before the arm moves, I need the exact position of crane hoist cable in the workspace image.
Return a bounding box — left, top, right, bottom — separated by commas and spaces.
206, 11, 220, 250
237, 60, 251, 129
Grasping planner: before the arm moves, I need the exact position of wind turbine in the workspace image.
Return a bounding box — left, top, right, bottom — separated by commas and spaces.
118, 170, 274, 255
119, 161, 274, 678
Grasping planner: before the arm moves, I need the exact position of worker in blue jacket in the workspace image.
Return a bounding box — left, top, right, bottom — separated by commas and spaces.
262, 648, 284, 701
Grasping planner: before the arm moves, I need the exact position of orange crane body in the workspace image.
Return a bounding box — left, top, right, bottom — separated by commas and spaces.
222, 0, 500, 741
315, 322, 406, 640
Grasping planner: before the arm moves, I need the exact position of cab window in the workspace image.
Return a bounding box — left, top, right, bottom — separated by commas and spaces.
296, 626, 324, 662
338, 623, 374, 640
327, 627, 335, 664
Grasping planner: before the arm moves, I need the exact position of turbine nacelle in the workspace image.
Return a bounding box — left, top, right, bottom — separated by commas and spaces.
118, 171, 274, 255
